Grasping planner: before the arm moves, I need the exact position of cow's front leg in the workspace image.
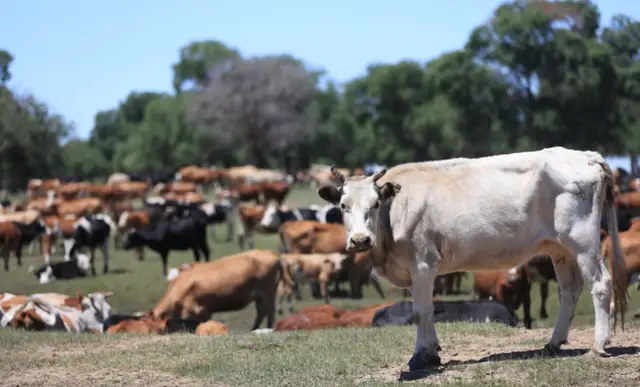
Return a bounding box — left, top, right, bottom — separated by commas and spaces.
408, 261, 440, 371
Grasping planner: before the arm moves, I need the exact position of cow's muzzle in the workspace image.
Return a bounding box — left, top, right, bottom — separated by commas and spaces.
347, 233, 374, 252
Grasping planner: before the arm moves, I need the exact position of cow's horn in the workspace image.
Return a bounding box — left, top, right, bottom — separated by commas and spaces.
330, 165, 346, 184
372, 169, 387, 183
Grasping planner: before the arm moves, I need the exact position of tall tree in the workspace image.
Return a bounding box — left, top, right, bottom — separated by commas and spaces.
187, 55, 320, 167
0, 49, 13, 85
172, 40, 241, 93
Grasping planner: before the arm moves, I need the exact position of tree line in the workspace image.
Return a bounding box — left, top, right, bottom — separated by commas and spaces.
1, 0, 640, 192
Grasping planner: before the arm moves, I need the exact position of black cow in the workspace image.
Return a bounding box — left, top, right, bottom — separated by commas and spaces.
29, 254, 90, 284
259, 203, 343, 232
13, 219, 48, 259
200, 200, 234, 242
121, 207, 210, 279
371, 300, 519, 328
68, 214, 116, 276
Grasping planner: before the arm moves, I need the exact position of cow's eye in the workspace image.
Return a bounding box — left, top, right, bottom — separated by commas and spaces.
340, 203, 348, 212
373, 202, 380, 209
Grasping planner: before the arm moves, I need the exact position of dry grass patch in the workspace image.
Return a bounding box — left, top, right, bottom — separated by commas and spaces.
1, 322, 638, 386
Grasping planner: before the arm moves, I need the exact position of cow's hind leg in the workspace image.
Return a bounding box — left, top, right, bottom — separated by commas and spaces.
408, 260, 440, 371
579, 253, 613, 355
546, 255, 583, 353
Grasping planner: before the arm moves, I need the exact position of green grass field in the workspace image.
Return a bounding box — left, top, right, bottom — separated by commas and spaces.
1, 186, 639, 386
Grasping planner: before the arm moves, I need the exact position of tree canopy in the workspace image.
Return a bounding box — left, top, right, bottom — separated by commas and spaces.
2, 0, 640, 190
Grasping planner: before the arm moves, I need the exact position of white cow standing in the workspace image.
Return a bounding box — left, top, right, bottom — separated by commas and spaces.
317, 147, 628, 371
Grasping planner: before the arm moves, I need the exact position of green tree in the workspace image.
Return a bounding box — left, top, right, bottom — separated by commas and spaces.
172, 40, 241, 93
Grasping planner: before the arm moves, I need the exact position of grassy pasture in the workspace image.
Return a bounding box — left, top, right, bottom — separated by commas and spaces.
1, 185, 639, 386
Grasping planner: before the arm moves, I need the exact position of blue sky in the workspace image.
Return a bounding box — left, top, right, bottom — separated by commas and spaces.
2, 0, 638, 140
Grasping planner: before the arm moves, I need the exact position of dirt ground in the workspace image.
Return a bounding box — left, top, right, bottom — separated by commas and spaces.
358, 326, 640, 386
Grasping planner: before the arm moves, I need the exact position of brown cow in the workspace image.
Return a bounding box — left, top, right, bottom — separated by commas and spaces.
27, 179, 61, 199
177, 166, 214, 188
106, 315, 169, 334
57, 182, 91, 200
337, 302, 396, 328
278, 253, 349, 313
601, 229, 640, 300
41, 215, 78, 263
274, 304, 344, 331
195, 320, 229, 336
278, 220, 385, 300
153, 182, 197, 196
152, 249, 292, 330
162, 191, 203, 203
473, 266, 532, 329
261, 181, 291, 206
56, 198, 105, 217
0, 221, 22, 270
236, 204, 266, 250
230, 183, 265, 204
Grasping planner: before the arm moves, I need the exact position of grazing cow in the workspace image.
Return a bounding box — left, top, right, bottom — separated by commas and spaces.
8, 291, 113, 333
473, 266, 532, 329
29, 253, 91, 284
317, 148, 627, 370
199, 200, 235, 242
121, 208, 210, 278
152, 249, 290, 331
68, 214, 116, 276
371, 300, 519, 328
278, 253, 350, 313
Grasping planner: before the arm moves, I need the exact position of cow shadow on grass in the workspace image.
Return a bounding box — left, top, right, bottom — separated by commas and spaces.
398, 346, 640, 382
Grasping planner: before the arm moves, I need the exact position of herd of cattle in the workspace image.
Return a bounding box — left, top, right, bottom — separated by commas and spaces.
1, 151, 640, 371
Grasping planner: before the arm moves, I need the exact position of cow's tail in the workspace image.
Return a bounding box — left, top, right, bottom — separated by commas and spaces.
603, 165, 628, 332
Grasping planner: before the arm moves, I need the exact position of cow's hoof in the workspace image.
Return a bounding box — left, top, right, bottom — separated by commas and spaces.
408, 350, 441, 371
585, 348, 611, 358
540, 311, 549, 319
542, 343, 563, 356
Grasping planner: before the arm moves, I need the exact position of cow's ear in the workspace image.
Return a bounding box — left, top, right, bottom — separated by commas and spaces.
317, 185, 341, 205
378, 183, 401, 202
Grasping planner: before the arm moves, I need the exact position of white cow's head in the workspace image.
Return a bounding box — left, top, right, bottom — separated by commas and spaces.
317, 166, 401, 252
